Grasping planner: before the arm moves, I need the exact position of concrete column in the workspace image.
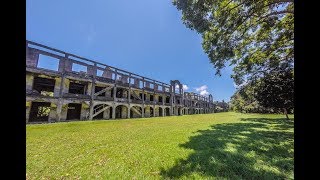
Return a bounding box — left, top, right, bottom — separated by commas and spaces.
89, 103, 94, 120
127, 106, 130, 118
113, 86, 117, 100
80, 104, 89, 120
128, 88, 131, 103
58, 58, 65, 72
162, 108, 164, 117
153, 105, 156, 117
142, 105, 145, 118
112, 104, 116, 119
102, 67, 113, 79
87, 65, 97, 76
64, 59, 73, 72
133, 78, 139, 88
56, 100, 63, 121
103, 108, 110, 119
26, 74, 34, 91
53, 77, 61, 97
145, 81, 150, 88
121, 106, 128, 119
26, 101, 31, 123
60, 79, 69, 94
48, 103, 58, 123
26, 48, 39, 67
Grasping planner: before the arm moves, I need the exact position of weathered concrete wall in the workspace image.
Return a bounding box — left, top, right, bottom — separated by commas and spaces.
26, 49, 39, 67
49, 103, 57, 122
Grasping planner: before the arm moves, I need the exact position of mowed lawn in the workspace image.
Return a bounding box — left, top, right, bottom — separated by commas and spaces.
27, 112, 294, 179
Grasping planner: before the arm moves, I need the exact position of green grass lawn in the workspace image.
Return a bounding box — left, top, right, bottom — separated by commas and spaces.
27, 112, 294, 179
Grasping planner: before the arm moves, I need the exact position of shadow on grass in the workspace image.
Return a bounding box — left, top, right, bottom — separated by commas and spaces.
160, 118, 294, 179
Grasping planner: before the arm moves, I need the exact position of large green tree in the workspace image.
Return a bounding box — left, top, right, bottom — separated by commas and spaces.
254, 69, 294, 119
173, 0, 294, 85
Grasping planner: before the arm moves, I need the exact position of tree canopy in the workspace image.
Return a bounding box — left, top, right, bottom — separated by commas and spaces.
254, 69, 294, 119
173, 0, 294, 85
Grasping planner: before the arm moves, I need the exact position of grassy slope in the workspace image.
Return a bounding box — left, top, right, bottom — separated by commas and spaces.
26, 112, 294, 179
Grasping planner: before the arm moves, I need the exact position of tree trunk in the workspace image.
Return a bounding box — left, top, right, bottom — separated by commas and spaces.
283, 108, 289, 120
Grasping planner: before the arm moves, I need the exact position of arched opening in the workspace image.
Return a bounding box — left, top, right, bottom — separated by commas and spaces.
165, 107, 170, 116
159, 107, 163, 116
130, 106, 142, 118
115, 105, 128, 119
92, 103, 112, 120
29, 102, 52, 122
178, 107, 181, 115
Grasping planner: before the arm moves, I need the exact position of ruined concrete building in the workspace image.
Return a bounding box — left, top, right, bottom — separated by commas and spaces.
26, 40, 215, 123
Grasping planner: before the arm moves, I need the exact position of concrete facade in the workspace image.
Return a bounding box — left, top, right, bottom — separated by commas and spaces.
26, 40, 215, 123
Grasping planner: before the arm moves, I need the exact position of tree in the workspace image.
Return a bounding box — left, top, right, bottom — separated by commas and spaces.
173, 0, 294, 85
229, 82, 268, 113
215, 100, 229, 112
254, 69, 294, 119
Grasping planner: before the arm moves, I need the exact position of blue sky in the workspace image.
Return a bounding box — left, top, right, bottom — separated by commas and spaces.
27, 0, 236, 102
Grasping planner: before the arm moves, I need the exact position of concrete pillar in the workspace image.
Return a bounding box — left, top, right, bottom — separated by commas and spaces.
121, 75, 128, 84
142, 105, 145, 118
26, 101, 31, 123
48, 103, 57, 122
133, 78, 139, 88
153, 105, 156, 117
113, 86, 117, 100
127, 106, 130, 118
26, 74, 34, 91
101, 67, 111, 79
121, 106, 127, 119
26, 48, 39, 67
81, 106, 89, 120
64, 59, 73, 72
162, 108, 164, 117
87, 65, 97, 76
112, 104, 116, 119
60, 104, 68, 121
53, 77, 62, 97
56, 100, 63, 121
62, 78, 70, 94
89, 103, 94, 120
103, 108, 110, 119
58, 58, 65, 72
146, 81, 150, 88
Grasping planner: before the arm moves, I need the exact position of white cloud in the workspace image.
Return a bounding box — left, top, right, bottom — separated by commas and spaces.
199, 90, 209, 96
183, 84, 189, 91
195, 85, 209, 96
195, 85, 208, 92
